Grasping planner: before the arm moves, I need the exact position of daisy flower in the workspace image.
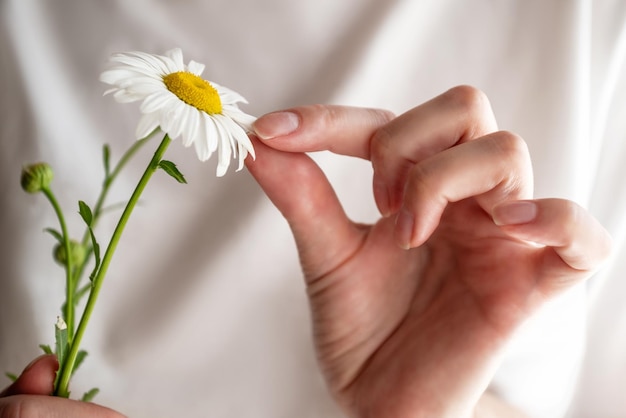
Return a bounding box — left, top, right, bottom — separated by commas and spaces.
100, 48, 255, 176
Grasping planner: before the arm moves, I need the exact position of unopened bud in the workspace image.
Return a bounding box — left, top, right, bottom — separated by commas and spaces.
21, 162, 54, 193
53, 240, 86, 266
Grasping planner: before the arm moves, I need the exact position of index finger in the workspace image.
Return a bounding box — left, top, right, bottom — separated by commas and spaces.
253, 104, 395, 159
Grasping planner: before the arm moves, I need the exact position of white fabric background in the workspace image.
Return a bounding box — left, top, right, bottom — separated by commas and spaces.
1, 1, 625, 417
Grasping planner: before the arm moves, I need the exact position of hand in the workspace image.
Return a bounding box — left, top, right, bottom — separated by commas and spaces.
247, 86, 612, 418
0, 355, 125, 418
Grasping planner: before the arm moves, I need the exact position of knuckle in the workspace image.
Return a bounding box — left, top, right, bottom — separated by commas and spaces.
443, 85, 496, 137
490, 130, 530, 161
370, 125, 393, 165
309, 104, 394, 143
489, 131, 532, 195
369, 108, 396, 126
406, 161, 437, 201
445, 85, 492, 114
368, 108, 396, 166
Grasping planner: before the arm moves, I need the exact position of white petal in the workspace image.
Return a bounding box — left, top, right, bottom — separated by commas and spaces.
113, 89, 144, 103
106, 55, 167, 78
99, 70, 145, 87
170, 104, 189, 140
135, 113, 161, 139
204, 114, 219, 154
215, 120, 233, 176
193, 125, 210, 161
192, 111, 208, 153
213, 114, 234, 153
122, 51, 173, 75
212, 82, 248, 104
235, 129, 255, 159
217, 114, 251, 156
105, 65, 161, 80
160, 102, 186, 139
141, 91, 175, 114
223, 106, 256, 131
165, 48, 185, 72
181, 108, 200, 147
123, 81, 162, 97
187, 60, 205, 75
234, 142, 247, 171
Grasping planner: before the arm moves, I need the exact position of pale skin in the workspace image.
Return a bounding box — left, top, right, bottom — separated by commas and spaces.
0, 355, 125, 418
248, 86, 612, 417
0, 86, 611, 417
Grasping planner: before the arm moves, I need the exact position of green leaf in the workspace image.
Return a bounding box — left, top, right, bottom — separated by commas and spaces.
81, 387, 100, 402
73, 350, 88, 373
78, 201, 93, 226
44, 228, 64, 244
77, 201, 101, 282
103, 144, 111, 178
158, 160, 187, 184
5, 372, 18, 382
39, 344, 53, 355
54, 317, 68, 366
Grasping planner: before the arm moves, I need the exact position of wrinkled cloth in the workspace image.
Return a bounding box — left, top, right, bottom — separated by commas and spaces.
1, 1, 625, 417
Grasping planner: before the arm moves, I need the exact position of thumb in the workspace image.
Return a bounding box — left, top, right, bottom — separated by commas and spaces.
0, 355, 58, 397
246, 136, 363, 283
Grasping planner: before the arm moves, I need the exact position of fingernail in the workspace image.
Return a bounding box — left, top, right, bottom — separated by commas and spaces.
253, 111, 300, 139
395, 208, 414, 249
493, 201, 537, 225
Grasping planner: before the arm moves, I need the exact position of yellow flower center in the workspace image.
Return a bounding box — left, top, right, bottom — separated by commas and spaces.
162, 71, 222, 114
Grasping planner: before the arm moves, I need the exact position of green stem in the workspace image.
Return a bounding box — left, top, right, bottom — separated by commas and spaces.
42, 187, 74, 340
89, 133, 154, 232
54, 134, 171, 398
73, 133, 155, 294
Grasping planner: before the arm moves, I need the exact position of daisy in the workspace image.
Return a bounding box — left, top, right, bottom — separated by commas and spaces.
100, 48, 255, 176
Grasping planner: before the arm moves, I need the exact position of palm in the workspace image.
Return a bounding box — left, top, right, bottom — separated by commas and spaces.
309, 198, 544, 415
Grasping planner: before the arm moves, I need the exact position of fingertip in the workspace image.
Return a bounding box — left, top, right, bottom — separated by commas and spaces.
252, 110, 300, 140
253, 105, 394, 158
1, 355, 58, 397
26, 354, 58, 372
494, 198, 613, 272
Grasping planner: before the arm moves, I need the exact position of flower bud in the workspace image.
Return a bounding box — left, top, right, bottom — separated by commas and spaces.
53, 240, 86, 266
21, 163, 54, 193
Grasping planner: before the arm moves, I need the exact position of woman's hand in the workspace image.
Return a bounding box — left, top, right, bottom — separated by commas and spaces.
0, 355, 125, 418
247, 86, 612, 418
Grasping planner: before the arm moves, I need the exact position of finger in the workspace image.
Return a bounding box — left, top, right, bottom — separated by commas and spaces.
370, 85, 498, 216
492, 198, 613, 292
253, 104, 395, 159
0, 355, 57, 397
0, 395, 126, 418
245, 137, 364, 282
396, 131, 533, 248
